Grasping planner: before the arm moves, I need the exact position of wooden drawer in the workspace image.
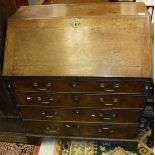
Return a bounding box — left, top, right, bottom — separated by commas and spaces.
21, 107, 142, 123
24, 121, 138, 139
12, 78, 148, 94
16, 93, 145, 108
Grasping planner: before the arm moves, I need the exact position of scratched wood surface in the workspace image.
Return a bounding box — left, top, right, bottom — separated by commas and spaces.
43, 0, 112, 4
2, 3, 152, 77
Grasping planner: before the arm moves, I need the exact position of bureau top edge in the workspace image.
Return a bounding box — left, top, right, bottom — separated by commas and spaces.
10, 2, 149, 20
2, 76, 153, 80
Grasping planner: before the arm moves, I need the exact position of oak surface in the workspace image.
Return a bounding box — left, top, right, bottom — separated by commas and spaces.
25, 120, 138, 139
44, 0, 112, 4
3, 3, 152, 77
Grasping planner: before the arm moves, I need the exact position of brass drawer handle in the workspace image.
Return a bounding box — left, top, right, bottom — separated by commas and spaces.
113, 98, 119, 103
145, 86, 149, 90
41, 111, 58, 118
33, 82, 38, 87
45, 126, 58, 133
41, 99, 54, 104
91, 114, 96, 117
100, 83, 105, 88
104, 89, 115, 92
99, 97, 104, 103
37, 97, 42, 100
39, 97, 54, 103
38, 88, 48, 91
45, 130, 57, 133
33, 82, 53, 90
98, 128, 114, 133
104, 98, 119, 106
102, 127, 109, 130
99, 97, 114, 106
99, 113, 117, 120
72, 81, 78, 88
8, 84, 11, 89
114, 84, 120, 88
99, 83, 120, 91
73, 95, 79, 101
26, 97, 31, 100
65, 124, 71, 128
46, 116, 54, 118
104, 103, 113, 106
49, 97, 54, 101
41, 101, 50, 104
75, 110, 80, 114
98, 129, 102, 133
99, 84, 115, 92
46, 82, 52, 87
103, 117, 112, 120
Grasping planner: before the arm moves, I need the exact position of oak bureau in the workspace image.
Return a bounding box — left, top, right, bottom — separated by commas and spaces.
2, 2, 152, 147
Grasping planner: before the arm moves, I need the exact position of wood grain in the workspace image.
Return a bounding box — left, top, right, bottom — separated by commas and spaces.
21, 107, 142, 123
44, 0, 112, 4
12, 78, 147, 93
15, 93, 146, 108
25, 120, 138, 139
2, 3, 152, 77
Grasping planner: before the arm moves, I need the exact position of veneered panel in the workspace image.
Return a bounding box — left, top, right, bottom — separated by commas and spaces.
2, 3, 152, 77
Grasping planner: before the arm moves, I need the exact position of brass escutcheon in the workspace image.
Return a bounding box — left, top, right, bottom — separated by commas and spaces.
72, 21, 80, 28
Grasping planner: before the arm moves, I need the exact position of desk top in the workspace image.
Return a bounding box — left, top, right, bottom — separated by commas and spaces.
10, 2, 149, 19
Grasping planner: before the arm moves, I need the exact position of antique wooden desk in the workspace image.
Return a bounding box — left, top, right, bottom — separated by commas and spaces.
2, 2, 152, 148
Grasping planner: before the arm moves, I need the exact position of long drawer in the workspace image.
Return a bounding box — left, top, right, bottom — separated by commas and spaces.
24, 121, 138, 139
16, 93, 145, 108
21, 107, 142, 123
11, 78, 148, 93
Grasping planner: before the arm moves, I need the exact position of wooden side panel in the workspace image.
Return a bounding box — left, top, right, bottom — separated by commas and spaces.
0, 0, 28, 70
0, 77, 16, 116
0, 0, 17, 72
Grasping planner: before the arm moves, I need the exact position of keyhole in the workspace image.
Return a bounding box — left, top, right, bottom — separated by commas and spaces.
72, 21, 79, 28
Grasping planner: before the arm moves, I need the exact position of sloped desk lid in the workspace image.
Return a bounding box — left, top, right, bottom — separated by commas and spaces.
3, 3, 152, 77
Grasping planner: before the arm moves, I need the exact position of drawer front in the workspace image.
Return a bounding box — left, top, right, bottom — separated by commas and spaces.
21, 108, 142, 123
16, 93, 145, 108
12, 78, 147, 93
25, 121, 138, 139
